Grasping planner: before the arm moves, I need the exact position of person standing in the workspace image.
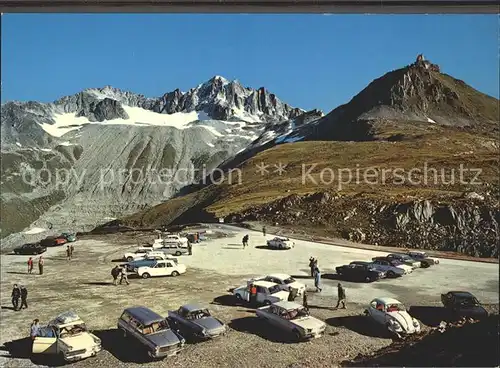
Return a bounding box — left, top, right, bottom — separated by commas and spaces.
11, 284, 21, 311
314, 267, 322, 292
70, 244, 75, 257
187, 241, 192, 255
27, 257, 34, 274
20, 286, 28, 309
111, 266, 120, 285
288, 287, 298, 302
38, 256, 44, 275
262, 226, 266, 237
303, 291, 308, 310
66, 246, 71, 261
242, 234, 249, 249
30, 319, 40, 340
119, 266, 130, 285
335, 283, 346, 309
309, 257, 315, 278
249, 283, 257, 305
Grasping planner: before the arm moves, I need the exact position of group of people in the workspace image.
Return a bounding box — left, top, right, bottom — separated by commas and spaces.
309, 256, 347, 309
111, 265, 130, 285
27, 256, 44, 275
66, 244, 75, 260
11, 284, 28, 311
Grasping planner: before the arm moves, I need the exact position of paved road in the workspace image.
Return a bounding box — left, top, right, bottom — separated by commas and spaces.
181, 224, 499, 306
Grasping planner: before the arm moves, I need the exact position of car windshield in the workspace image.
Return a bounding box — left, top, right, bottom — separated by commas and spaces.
268, 285, 282, 294
187, 309, 211, 320
458, 296, 480, 306
386, 303, 406, 312
289, 308, 310, 319
283, 277, 295, 284
59, 323, 88, 338
145, 320, 170, 334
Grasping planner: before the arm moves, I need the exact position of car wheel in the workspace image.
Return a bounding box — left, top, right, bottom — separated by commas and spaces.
364, 276, 371, 282
171, 271, 180, 277
263, 300, 271, 306
14, 251, 19, 255
175, 251, 182, 256
387, 271, 396, 278
126, 256, 133, 262
235, 294, 242, 300
142, 273, 151, 279
292, 329, 302, 341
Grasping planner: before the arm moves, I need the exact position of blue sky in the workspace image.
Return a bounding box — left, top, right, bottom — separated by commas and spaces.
2, 14, 498, 112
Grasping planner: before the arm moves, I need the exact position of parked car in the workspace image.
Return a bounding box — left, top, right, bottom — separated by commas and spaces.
336, 262, 386, 282
117, 307, 185, 359
168, 304, 226, 341
233, 280, 289, 305
134, 260, 187, 279
256, 301, 326, 340
125, 253, 178, 272
406, 251, 439, 267
266, 237, 295, 250
365, 297, 421, 338
156, 243, 190, 256
163, 234, 189, 248
40, 236, 67, 247
61, 232, 77, 242
123, 247, 154, 262
441, 291, 489, 320
13, 242, 46, 255
371, 257, 413, 277
32, 311, 101, 362
386, 253, 421, 269
250, 274, 306, 295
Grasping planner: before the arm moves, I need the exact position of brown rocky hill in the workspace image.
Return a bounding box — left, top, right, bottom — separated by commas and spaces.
107, 56, 499, 257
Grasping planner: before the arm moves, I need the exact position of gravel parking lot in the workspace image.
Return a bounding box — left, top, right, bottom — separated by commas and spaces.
0, 225, 498, 368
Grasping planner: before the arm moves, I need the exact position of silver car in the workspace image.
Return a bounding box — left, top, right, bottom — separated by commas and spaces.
156, 244, 189, 256
256, 301, 326, 341
168, 304, 227, 341
117, 306, 185, 359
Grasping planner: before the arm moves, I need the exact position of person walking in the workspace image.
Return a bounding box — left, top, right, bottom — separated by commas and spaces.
38, 256, 44, 275
303, 291, 309, 310
262, 226, 266, 237
187, 241, 192, 255
20, 286, 28, 310
11, 284, 21, 311
119, 266, 130, 285
30, 319, 40, 340
66, 246, 71, 261
314, 267, 322, 292
242, 234, 249, 249
111, 265, 120, 285
27, 257, 34, 274
335, 283, 347, 309
70, 244, 75, 257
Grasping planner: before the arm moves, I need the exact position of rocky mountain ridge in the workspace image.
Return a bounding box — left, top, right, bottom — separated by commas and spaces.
0, 77, 312, 243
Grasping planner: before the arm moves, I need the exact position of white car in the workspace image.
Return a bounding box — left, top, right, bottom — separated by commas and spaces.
163, 234, 189, 248
233, 280, 289, 305
135, 260, 187, 278
123, 247, 154, 262
267, 237, 294, 250
32, 311, 102, 362
370, 258, 413, 277
143, 251, 177, 261
250, 274, 306, 296
365, 297, 421, 338
256, 301, 326, 340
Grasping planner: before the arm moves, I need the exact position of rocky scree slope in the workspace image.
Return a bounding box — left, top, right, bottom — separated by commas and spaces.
119, 57, 500, 257
0, 76, 311, 244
